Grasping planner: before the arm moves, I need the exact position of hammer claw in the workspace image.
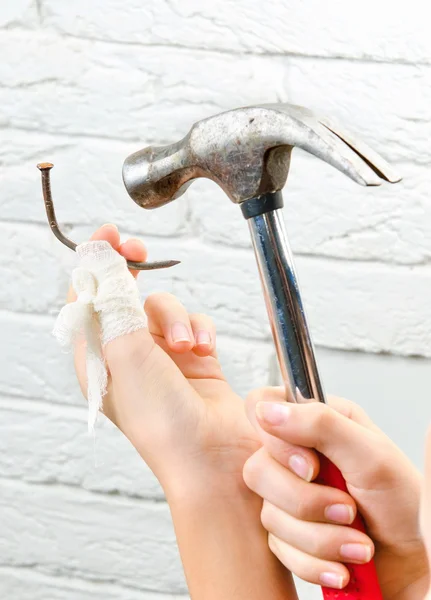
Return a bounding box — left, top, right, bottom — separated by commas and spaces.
319, 116, 402, 184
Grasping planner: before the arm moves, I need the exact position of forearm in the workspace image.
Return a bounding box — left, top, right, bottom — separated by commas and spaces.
391, 573, 429, 600
165, 473, 297, 600
377, 545, 429, 600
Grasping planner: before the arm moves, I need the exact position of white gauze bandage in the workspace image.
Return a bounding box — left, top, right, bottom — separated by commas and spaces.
53, 240, 147, 432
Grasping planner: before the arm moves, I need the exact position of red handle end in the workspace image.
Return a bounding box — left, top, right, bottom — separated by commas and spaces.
316, 455, 384, 600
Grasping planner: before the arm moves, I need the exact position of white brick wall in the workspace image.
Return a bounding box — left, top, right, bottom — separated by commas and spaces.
1, 2, 430, 599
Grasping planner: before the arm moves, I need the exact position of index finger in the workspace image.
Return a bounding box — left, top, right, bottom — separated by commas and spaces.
118, 237, 148, 279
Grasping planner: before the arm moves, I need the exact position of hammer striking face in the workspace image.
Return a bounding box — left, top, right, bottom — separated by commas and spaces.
122, 103, 401, 209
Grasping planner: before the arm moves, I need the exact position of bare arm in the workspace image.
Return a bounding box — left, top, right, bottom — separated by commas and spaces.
166, 472, 298, 600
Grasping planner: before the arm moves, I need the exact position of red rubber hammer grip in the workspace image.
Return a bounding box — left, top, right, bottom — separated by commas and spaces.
316, 454, 383, 599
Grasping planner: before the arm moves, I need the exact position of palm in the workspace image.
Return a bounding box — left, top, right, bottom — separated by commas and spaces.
344, 450, 425, 597
152, 333, 260, 474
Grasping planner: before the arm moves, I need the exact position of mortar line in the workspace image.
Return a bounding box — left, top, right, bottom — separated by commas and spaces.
0, 473, 167, 504
34, 0, 43, 24
1, 216, 420, 269
57, 31, 431, 67
0, 123, 154, 145
0, 124, 428, 170
0, 217, 189, 240
0, 564, 187, 597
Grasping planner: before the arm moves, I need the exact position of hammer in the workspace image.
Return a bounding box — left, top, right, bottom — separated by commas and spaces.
122, 103, 401, 599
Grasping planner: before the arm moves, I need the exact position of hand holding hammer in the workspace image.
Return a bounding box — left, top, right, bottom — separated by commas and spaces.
122, 103, 401, 599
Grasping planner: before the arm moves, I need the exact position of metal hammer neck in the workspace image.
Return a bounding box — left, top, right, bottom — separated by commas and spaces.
244, 193, 325, 404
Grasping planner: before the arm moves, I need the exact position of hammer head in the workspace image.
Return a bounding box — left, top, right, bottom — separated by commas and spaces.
122, 103, 401, 208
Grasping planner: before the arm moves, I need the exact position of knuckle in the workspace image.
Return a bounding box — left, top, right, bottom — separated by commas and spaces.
246, 386, 271, 407
242, 453, 264, 492
190, 313, 214, 328
143, 293, 159, 310
366, 449, 395, 485
309, 402, 332, 432
260, 501, 275, 531
242, 458, 257, 491
145, 291, 175, 306
267, 533, 280, 555
294, 492, 316, 521
144, 292, 184, 316
343, 397, 368, 422
267, 535, 314, 583
294, 496, 309, 521
307, 533, 326, 558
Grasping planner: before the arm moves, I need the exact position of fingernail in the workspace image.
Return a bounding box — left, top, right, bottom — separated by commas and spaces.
319, 572, 345, 589
256, 401, 291, 426
340, 543, 372, 563
171, 322, 192, 343
288, 454, 313, 482
101, 223, 118, 230
196, 330, 211, 346
325, 504, 355, 525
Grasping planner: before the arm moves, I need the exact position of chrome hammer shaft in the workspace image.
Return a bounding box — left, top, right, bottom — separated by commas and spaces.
242, 191, 325, 404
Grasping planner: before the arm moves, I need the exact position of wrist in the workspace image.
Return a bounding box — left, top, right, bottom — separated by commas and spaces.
162, 459, 254, 510
151, 422, 260, 503
394, 575, 429, 600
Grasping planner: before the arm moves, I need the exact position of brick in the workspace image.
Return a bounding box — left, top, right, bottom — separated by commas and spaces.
0, 398, 164, 499
165, 245, 431, 357
3, 5, 428, 600
0, 312, 79, 403
40, 0, 430, 64
287, 57, 431, 164
0, 223, 73, 315
189, 159, 431, 266
1, 129, 188, 236
0, 30, 285, 141
0, 478, 186, 593
2, 31, 427, 164
4, 224, 431, 357
0, 0, 36, 28
297, 257, 431, 357
0, 567, 187, 600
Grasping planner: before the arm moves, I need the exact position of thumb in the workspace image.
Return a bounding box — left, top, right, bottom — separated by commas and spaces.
253, 393, 402, 491
245, 387, 320, 482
